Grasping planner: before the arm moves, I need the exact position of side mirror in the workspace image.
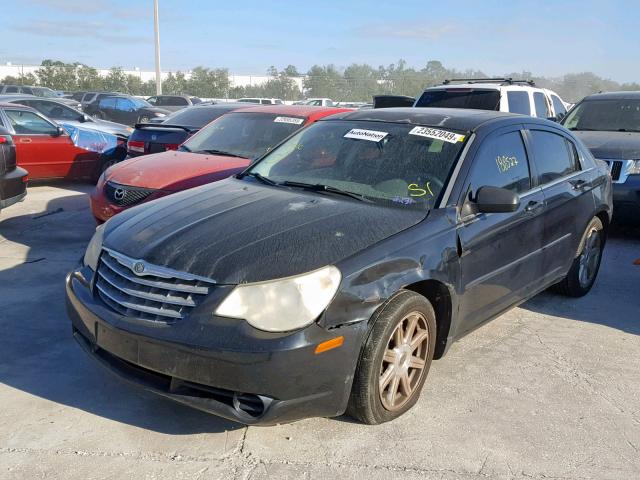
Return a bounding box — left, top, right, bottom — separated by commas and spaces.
53, 126, 66, 137
80, 114, 91, 123
475, 186, 520, 213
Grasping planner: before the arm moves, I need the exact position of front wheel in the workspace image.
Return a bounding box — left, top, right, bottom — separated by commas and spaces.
347, 290, 436, 424
554, 217, 605, 297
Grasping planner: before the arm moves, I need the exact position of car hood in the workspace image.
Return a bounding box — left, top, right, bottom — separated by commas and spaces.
572, 131, 640, 159
64, 119, 132, 138
105, 150, 250, 190
103, 178, 427, 284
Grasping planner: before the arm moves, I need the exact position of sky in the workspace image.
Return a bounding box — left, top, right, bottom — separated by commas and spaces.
3, 0, 640, 82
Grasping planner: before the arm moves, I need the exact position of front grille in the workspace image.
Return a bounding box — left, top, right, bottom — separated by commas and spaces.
95, 249, 216, 322
610, 160, 623, 181
105, 181, 156, 207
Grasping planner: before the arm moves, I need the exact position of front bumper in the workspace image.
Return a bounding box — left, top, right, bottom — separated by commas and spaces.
65, 268, 366, 425
0, 167, 28, 210
613, 174, 640, 221
89, 188, 125, 223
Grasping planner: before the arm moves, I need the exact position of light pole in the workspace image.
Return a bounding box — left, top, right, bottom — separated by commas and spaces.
153, 0, 162, 94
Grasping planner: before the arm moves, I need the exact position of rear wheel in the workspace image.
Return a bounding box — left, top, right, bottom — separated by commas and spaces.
347, 290, 436, 424
554, 217, 605, 297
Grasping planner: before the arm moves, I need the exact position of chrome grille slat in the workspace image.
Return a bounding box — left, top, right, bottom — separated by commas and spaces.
96, 283, 183, 319
96, 249, 215, 322
100, 255, 209, 294
97, 268, 196, 307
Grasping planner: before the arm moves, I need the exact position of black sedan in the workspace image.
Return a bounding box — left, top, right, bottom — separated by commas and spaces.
562, 91, 640, 223
0, 126, 28, 213
66, 108, 611, 425
126, 103, 250, 157
85, 95, 171, 127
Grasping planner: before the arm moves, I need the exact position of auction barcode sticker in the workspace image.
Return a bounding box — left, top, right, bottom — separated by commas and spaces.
274, 116, 304, 125
409, 126, 465, 144
344, 128, 388, 142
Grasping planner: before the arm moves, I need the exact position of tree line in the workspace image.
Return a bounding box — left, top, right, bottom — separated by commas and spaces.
2, 59, 639, 103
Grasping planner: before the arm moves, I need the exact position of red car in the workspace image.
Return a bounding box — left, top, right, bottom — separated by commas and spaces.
90, 105, 351, 222
0, 103, 125, 180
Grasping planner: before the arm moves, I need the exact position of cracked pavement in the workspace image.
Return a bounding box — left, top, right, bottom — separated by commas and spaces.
0, 183, 639, 479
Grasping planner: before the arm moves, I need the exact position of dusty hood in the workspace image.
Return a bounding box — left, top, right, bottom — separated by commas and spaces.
573, 131, 640, 160
105, 150, 251, 190
103, 178, 426, 283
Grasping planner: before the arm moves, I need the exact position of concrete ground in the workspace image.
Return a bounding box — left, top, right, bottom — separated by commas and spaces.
0, 182, 639, 480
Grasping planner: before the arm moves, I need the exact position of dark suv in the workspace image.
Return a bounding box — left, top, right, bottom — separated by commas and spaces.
0, 126, 28, 213
67, 108, 611, 425
562, 91, 640, 222
85, 95, 172, 126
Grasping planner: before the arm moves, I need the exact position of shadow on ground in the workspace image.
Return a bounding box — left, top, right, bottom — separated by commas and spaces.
0, 182, 242, 434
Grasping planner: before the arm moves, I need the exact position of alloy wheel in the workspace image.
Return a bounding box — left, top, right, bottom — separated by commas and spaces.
578, 227, 602, 288
378, 311, 430, 411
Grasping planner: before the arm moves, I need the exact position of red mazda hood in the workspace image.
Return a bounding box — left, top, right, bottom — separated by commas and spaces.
106, 150, 251, 191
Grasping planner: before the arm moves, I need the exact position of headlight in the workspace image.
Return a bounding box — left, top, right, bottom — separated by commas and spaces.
215, 266, 341, 332
154, 113, 166, 117
83, 224, 105, 271
629, 160, 640, 175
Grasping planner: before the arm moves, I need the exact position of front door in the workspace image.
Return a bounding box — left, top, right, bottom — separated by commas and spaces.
456, 126, 546, 333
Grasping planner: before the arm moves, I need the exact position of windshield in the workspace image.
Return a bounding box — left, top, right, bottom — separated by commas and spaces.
33, 87, 58, 98
562, 99, 640, 132
246, 120, 467, 208
163, 106, 234, 128
415, 89, 501, 111
183, 112, 306, 159
131, 97, 152, 108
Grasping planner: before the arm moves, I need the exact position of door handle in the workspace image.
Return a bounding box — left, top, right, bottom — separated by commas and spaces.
569, 179, 588, 191
524, 200, 544, 214
19, 138, 32, 143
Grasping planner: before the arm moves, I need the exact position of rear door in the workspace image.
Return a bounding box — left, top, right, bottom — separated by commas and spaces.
2, 108, 90, 179
533, 92, 551, 118
456, 125, 546, 332
523, 126, 596, 282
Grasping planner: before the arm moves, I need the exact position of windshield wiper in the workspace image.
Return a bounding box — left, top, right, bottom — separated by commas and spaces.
280, 180, 371, 202
237, 171, 278, 185
196, 148, 244, 158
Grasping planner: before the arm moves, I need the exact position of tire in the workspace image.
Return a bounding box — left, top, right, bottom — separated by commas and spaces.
554, 217, 605, 297
347, 290, 436, 424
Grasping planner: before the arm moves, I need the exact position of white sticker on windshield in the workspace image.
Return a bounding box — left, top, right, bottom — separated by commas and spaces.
274, 116, 304, 125
409, 126, 465, 144
344, 128, 388, 142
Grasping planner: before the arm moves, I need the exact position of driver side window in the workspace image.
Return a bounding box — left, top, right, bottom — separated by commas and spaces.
5, 110, 58, 135
116, 98, 134, 111
466, 130, 532, 199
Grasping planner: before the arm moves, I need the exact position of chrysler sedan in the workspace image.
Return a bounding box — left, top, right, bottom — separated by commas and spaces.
66, 108, 612, 425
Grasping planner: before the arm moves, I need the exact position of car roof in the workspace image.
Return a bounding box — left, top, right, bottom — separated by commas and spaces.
0, 102, 37, 111
582, 90, 640, 101
228, 105, 349, 117
322, 107, 544, 132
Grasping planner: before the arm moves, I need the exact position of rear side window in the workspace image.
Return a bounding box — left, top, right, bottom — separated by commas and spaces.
533, 92, 549, 118
529, 130, 580, 184
415, 89, 501, 111
166, 97, 188, 106
467, 130, 531, 195
261, 99, 272, 104
507, 92, 531, 115
5, 86, 18, 93
550, 95, 566, 115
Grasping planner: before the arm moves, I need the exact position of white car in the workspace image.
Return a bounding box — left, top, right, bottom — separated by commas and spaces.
295, 98, 335, 107
237, 98, 284, 105
414, 78, 569, 120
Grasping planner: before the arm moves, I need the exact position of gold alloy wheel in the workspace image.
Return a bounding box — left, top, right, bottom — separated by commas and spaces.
378, 311, 430, 411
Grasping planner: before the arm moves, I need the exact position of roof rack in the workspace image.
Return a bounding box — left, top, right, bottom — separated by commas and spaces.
442, 78, 536, 87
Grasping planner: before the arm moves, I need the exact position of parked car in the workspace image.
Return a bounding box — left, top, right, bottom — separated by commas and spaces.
0, 95, 133, 138
126, 103, 250, 157
413, 79, 569, 119
80, 91, 123, 109
0, 103, 125, 180
0, 85, 82, 110
295, 98, 335, 107
0, 126, 28, 213
562, 91, 640, 222
90, 105, 351, 222
146, 95, 201, 112
237, 97, 284, 105
84, 95, 171, 127
68, 107, 611, 425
